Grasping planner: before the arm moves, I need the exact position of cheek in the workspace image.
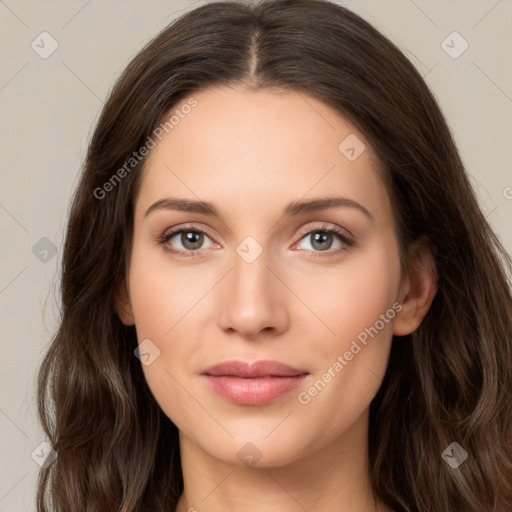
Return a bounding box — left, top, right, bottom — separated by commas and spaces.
292, 239, 401, 357
294, 243, 401, 440
130, 271, 186, 336
126, 243, 202, 422
127, 237, 207, 342
291, 256, 401, 463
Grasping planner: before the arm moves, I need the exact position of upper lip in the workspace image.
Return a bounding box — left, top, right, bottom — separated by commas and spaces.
202, 360, 308, 378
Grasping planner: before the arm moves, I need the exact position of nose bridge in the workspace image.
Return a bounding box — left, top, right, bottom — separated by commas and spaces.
233, 238, 270, 295
231, 236, 274, 309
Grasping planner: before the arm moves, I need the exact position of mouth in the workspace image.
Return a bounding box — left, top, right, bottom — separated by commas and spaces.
201, 360, 309, 406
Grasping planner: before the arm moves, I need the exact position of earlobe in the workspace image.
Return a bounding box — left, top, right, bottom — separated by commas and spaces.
114, 280, 135, 326
393, 238, 438, 336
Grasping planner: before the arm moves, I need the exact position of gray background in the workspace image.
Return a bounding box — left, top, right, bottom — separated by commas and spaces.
0, 0, 511, 510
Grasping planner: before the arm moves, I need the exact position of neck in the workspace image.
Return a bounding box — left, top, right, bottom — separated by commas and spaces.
175, 409, 391, 512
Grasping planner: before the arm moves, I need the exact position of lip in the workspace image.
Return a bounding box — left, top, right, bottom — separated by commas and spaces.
202, 360, 309, 406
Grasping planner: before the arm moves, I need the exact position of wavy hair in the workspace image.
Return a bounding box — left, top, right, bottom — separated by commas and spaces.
36, 0, 512, 510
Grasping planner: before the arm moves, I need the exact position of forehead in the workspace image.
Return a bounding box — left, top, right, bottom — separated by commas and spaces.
136, 86, 391, 225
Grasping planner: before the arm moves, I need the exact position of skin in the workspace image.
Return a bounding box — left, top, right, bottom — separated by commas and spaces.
116, 86, 437, 512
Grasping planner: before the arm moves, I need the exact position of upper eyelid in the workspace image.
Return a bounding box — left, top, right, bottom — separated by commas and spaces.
162, 224, 214, 241
296, 223, 353, 239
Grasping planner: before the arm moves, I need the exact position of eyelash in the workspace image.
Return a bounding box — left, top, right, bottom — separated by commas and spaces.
157, 223, 354, 259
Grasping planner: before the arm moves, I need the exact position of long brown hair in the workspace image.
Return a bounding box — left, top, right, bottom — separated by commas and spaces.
36, 0, 512, 510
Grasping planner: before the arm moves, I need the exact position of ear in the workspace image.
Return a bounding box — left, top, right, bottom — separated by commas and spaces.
114, 279, 135, 326
393, 237, 438, 336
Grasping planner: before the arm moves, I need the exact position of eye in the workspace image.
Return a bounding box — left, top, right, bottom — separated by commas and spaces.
158, 226, 217, 258
158, 223, 354, 259
292, 223, 354, 257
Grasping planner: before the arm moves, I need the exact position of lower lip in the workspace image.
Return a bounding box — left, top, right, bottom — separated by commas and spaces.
204, 375, 308, 405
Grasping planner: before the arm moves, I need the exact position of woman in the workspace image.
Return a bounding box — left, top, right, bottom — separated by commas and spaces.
36, 0, 512, 511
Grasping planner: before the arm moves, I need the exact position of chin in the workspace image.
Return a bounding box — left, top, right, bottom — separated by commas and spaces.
198, 430, 315, 469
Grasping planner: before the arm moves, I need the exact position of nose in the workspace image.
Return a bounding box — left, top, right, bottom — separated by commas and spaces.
217, 244, 290, 340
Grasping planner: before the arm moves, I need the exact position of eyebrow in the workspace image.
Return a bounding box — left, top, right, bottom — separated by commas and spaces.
144, 196, 374, 222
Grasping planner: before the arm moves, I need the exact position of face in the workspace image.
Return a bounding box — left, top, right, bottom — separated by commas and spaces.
119, 86, 407, 467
